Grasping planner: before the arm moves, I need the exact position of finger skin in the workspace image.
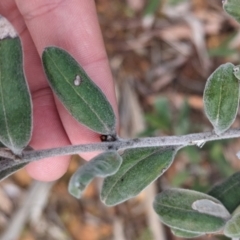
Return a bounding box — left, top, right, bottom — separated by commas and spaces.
0, 1, 71, 181
15, 0, 118, 144
0, 0, 118, 181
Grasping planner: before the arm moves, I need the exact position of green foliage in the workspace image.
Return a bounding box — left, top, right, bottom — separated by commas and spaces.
171, 228, 203, 238
101, 146, 179, 206
144, 97, 172, 134
144, 97, 191, 136
208, 172, 240, 213
166, 0, 188, 6
68, 151, 122, 198
224, 207, 240, 238
208, 141, 234, 177
42, 47, 116, 135
203, 140, 235, 180
170, 170, 189, 187
192, 199, 230, 219
1, 2, 240, 238
153, 188, 227, 233
174, 100, 190, 135
203, 63, 240, 135
144, 0, 161, 16
0, 37, 32, 155
223, 0, 240, 23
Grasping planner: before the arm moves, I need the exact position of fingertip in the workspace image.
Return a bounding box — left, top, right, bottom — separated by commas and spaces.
25, 155, 70, 181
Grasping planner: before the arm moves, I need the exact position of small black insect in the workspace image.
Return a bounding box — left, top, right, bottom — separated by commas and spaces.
100, 134, 117, 142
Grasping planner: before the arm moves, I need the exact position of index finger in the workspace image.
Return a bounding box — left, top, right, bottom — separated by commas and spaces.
15, 0, 118, 176
16, 0, 117, 103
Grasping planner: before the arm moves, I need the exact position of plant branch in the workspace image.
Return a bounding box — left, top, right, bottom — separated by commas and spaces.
7, 127, 239, 163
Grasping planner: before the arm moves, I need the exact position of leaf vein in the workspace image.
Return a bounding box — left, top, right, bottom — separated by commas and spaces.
102, 148, 172, 201
48, 53, 110, 133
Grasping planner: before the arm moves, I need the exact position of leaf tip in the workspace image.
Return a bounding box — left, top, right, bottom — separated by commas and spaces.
68, 178, 84, 199
68, 188, 81, 199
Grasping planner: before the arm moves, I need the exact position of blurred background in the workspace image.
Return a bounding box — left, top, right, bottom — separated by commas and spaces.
1, 0, 240, 239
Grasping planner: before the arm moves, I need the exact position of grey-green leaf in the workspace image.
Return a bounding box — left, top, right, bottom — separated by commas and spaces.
171, 228, 203, 238
101, 146, 179, 206
224, 206, 240, 238
223, 0, 240, 23
0, 37, 32, 155
203, 63, 239, 135
68, 151, 122, 198
153, 188, 227, 233
208, 172, 240, 213
192, 199, 230, 219
42, 47, 116, 135
0, 157, 28, 181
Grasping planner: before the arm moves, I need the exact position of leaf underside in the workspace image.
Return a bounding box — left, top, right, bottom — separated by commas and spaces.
224, 208, 240, 238
192, 199, 230, 219
153, 188, 226, 233
0, 37, 32, 155
203, 63, 239, 135
68, 151, 122, 198
208, 172, 240, 213
42, 47, 116, 135
101, 146, 179, 206
0, 157, 28, 181
171, 228, 203, 239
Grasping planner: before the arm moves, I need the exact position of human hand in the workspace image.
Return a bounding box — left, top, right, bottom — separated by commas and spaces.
0, 0, 118, 181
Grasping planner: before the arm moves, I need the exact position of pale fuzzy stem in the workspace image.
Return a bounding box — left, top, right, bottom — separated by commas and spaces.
0, 128, 240, 162
232, 238, 239, 240
4, 127, 237, 162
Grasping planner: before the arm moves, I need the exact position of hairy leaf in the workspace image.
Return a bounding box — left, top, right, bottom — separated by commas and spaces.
101, 146, 179, 206
223, 0, 240, 23
153, 188, 227, 233
203, 63, 239, 135
42, 47, 116, 135
0, 37, 32, 155
208, 172, 240, 213
224, 206, 240, 238
69, 151, 122, 198
171, 228, 203, 238
0, 157, 28, 181
192, 199, 230, 219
